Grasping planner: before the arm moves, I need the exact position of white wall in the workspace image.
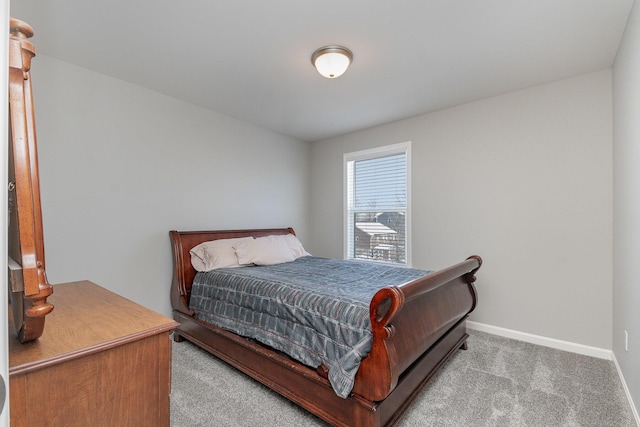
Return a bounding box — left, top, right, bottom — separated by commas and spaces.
310, 71, 613, 349
613, 0, 640, 413
30, 55, 311, 317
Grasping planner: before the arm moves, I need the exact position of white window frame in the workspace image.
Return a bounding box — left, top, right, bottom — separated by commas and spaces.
343, 141, 411, 266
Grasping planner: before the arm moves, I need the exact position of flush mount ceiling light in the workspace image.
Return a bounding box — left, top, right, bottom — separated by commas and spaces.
311, 45, 353, 79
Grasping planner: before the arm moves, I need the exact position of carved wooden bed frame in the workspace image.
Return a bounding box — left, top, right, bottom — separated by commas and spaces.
8, 18, 54, 343
169, 228, 481, 427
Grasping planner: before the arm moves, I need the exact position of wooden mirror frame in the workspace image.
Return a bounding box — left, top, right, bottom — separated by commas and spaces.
8, 18, 54, 343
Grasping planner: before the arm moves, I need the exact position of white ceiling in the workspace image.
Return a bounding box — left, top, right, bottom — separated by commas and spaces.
10, 0, 634, 142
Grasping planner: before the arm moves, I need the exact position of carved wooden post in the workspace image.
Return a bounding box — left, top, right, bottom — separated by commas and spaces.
8, 18, 54, 343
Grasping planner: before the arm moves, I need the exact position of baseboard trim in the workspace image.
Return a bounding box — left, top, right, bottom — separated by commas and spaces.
612, 353, 640, 426
466, 321, 613, 360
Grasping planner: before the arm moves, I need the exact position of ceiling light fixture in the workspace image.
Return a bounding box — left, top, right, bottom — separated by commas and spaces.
311, 45, 353, 79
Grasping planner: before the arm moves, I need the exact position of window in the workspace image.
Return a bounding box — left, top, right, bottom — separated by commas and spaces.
344, 142, 410, 266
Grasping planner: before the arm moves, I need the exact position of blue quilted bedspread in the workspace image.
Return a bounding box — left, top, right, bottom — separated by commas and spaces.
189, 256, 430, 398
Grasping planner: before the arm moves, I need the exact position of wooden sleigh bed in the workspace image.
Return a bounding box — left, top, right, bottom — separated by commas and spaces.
169, 227, 481, 427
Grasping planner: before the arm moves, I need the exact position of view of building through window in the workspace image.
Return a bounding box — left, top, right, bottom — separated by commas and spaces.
345, 143, 409, 266
353, 212, 406, 264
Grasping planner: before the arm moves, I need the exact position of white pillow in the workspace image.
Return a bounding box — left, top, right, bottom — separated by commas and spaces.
284, 234, 311, 259
190, 237, 254, 271
235, 235, 296, 266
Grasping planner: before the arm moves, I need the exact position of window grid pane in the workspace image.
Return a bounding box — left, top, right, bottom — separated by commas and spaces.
346, 150, 408, 265
354, 153, 406, 210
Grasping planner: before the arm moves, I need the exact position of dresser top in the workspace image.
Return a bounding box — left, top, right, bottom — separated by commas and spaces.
9, 280, 178, 374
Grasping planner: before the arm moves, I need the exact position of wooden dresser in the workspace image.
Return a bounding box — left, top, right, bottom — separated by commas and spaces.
8, 281, 178, 426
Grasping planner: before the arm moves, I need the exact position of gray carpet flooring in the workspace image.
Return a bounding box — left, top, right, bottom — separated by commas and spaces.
170, 330, 637, 426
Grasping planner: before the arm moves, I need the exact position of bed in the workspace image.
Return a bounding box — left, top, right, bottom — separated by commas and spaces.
169, 227, 481, 427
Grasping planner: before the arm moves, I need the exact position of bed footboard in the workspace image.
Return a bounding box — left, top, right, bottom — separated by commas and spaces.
353, 255, 481, 401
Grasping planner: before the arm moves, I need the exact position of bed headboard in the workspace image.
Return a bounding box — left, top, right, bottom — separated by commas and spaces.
169, 227, 295, 315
